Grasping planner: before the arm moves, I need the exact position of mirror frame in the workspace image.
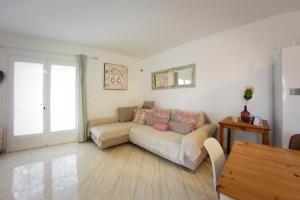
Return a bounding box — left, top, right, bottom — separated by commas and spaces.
151, 64, 196, 90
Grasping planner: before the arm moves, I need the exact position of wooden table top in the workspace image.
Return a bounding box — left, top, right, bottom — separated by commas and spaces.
219, 116, 270, 131
217, 140, 300, 200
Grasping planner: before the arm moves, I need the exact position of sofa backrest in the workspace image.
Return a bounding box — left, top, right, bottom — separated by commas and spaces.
170, 109, 206, 129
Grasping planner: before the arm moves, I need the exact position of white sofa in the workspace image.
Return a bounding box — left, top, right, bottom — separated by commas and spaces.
88, 113, 217, 171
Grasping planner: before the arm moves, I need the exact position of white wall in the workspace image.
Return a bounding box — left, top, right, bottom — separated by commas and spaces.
1, 11, 300, 151
0, 32, 143, 151
143, 11, 300, 146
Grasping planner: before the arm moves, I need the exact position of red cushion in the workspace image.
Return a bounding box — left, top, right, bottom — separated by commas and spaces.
153, 123, 169, 131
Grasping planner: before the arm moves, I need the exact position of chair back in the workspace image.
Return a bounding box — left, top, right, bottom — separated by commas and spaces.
204, 138, 226, 189
289, 134, 300, 150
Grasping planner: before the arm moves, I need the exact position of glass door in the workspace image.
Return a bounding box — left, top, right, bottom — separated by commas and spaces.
47, 61, 77, 145
8, 57, 47, 151
8, 57, 77, 152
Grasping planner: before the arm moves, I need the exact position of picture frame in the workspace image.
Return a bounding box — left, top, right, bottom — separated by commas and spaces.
104, 63, 128, 90
253, 116, 262, 126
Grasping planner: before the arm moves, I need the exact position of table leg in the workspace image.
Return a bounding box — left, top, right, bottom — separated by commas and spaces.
227, 129, 231, 154
219, 125, 224, 149
262, 131, 269, 145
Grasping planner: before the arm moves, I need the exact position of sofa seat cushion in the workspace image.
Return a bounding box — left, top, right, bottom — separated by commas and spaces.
90, 122, 141, 149
129, 125, 183, 164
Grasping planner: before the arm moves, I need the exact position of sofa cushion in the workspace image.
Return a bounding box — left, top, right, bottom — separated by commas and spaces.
141, 101, 155, 109
133, 108, 151, 124
175, 110, 199, 129
146, 116, 169, 126
90, 122, 141, 149
151, 108, 170, 120
129, 125, 183, 164
169, 121, 193, 135
153, 123, 170, 131
118, 106, 137, 122
171, 109, 206, 129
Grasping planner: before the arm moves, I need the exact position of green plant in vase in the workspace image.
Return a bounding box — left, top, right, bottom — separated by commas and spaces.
241, 86, 254, 122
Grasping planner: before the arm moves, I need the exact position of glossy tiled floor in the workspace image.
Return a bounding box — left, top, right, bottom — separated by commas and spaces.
0, 142, 215, 200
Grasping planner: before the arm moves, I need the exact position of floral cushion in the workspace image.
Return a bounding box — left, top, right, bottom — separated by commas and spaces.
151, 108, 170, 120
133, 109, 151, 124
175, 110, 199, 129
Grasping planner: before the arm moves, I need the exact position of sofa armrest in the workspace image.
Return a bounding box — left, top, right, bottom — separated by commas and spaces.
180, 124, 217, 163
198, 123, 218, 138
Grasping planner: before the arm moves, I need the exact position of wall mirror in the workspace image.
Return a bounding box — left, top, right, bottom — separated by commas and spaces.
152, 64, 196, 90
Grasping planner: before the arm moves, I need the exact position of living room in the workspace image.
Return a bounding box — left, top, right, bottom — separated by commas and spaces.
0, 1, 300, 200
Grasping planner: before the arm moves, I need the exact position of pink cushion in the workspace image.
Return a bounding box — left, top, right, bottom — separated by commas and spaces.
146, 117, 169, 126
153, 123, 169, 131
175, 110, 199, 129
151, 108, 170, 120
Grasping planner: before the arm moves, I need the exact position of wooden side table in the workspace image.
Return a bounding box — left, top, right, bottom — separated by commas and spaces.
218, 116, 270, 154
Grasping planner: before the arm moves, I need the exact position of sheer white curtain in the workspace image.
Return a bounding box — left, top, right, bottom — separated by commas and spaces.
76, 55, 88, 142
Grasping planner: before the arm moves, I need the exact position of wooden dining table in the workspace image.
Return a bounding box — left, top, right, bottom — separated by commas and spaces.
217, 140, 300, 200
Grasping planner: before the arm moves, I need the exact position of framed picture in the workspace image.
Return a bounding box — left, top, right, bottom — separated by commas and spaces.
253, 116, 262, 126
104, 63, 128, 90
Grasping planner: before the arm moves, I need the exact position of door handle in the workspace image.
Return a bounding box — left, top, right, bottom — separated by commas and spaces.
40, 104, 46, 110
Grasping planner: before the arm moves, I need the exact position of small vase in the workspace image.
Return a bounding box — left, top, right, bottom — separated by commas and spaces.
241, 105, 251, 123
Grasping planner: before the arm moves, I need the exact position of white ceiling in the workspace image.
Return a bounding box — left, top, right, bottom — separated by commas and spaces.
0, 0, 300, 58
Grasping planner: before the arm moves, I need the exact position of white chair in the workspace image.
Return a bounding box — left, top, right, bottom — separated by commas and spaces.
204, 137, 226, 200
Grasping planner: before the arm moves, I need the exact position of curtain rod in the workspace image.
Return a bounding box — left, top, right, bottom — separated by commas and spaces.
0, 45, 98, 60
